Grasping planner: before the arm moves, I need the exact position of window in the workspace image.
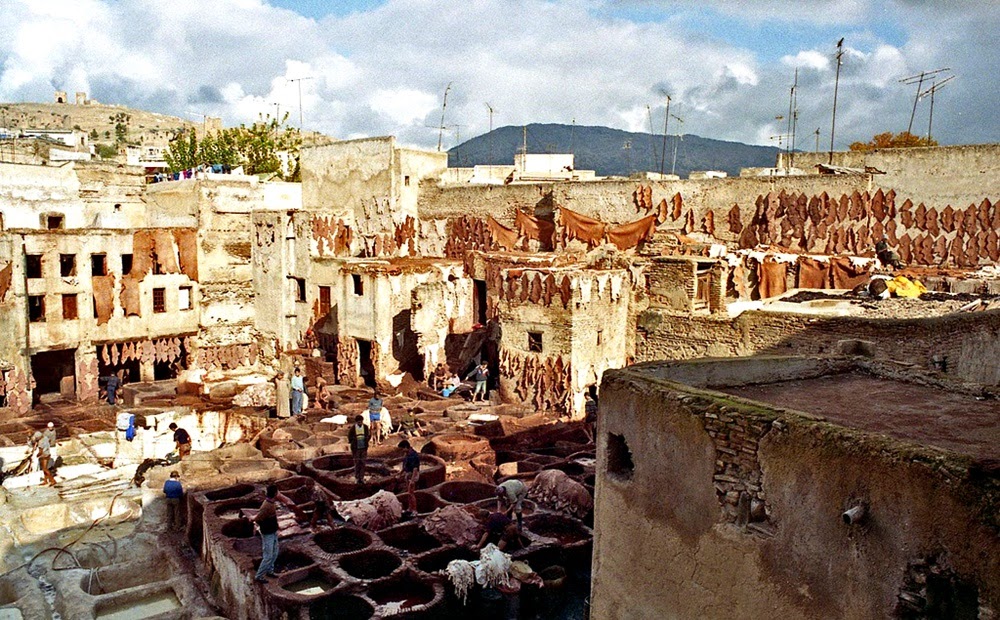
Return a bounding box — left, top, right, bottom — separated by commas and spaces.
596, 329, 603, 346
121, 254, 133, 275
60, 254, 76, 277
527, 331, 543, 353
28, 295, 45, 322
607, 433, 635, 481
178, 286, 192, 311
352, 274, 363, 296
404, 175, 411, 187
319, 286, 331, 316
293, 277, 306, 302
26, 254, 43, 279
46, 214, 64, 230
91, 254, 107, 276
62, 294, 78, 320
153, 287, 166, 313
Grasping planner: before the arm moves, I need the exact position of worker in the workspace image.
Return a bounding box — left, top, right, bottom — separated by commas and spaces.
275, 485, 334, 529
253, 484, 280, 583
347, 415, 370, 484
162, 471, 184, 531
290, 368, 305, 415
466, 361, 490, 402
43, 422, 58, 463
496, 479, 528, 530
398, 440, 420, 515
399, 409, 421, 438
477, 511, 523, 551
367, 389, 384, 445
105, 372, 121, 405
169, 422, 192, 460
35, 431, 57, 487
430, 363, 448, 391
584, 392, 598, 442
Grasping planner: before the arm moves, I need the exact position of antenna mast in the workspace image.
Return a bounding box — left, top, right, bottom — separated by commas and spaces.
899, 67, 950, 135
918, 75, 955, 141
286, 76, 315, 130
485, 102, 497, 166
670, 114, 684, 176
646, 105, 657, 170
828, 38, 844, 164
660, 95, 671, 176
786, 68, 798, 168
437, 82, 453, 152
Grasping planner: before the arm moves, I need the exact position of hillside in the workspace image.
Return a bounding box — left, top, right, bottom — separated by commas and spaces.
448, 123, 781, 178
0, 101, 195, 146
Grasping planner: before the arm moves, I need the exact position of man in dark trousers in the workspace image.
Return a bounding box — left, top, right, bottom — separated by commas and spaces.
104, 372, 121, 405
398, 440, 420, 515
253, 484, 280, 583
162, 471, 184, 531
169, 423, 192, 460
347, 415, 370, 484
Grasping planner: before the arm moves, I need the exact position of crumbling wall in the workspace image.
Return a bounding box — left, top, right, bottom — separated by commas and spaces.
635, 307, 1000, 386
411, 278, 474, 375
593, 363, 1000, 619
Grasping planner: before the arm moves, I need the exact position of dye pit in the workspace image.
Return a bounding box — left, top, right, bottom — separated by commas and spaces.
0, 380, 596, 619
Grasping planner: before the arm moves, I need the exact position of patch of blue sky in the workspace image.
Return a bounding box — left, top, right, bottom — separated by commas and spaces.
265, 0, 387, 20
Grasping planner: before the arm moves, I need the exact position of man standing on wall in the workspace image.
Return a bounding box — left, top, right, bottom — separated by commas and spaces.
253, 484, 280, 583
398, 440, 420, 515
466, 361, 490, 403
169, 423, 192, 460
348, 415, 370, 484
162, 471, 184, 531
290, 368, 305, 415
367, 389, 384, 445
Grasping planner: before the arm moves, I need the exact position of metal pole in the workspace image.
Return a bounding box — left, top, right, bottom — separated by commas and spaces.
907, 74, 924, 135
659, 95, 670, 176
829, 39, 844, 165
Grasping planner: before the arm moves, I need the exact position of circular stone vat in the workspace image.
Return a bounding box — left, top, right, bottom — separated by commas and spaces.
308, 593, 374, 619
524, 514, 591, 545
394, 491, 445, 515
213, 499, 261, 519
315, 527, 373, 555
543, 461, 588, 477
204, 483, 255, 502
377, 523, 442, 555
307, 454, 358, 472
472, 498, 536, 516
280, 569, 340, 597
427, 433, 490, 461
367, 573, 437, 611
338, 549, 402, 580
273, 550, 317, 574
415, 546, 478, 574
221, 518, 255, 539
436, 481, 497, 504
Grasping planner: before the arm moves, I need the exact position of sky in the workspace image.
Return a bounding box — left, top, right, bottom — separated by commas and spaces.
1, 0, 997, 152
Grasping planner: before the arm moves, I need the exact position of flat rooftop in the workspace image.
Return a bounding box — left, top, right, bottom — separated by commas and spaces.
722, 371, 1000, 460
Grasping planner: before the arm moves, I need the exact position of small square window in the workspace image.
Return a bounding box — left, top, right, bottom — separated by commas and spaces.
62, 294, 78, 320
46, 214, 64, 230
352, 274, 363, 296
179, 286, 192, 311
91, 254, 107, 276
29, 295, 45, 322
121, 254, 133, 275
292, 277, 306, 302
404, 175, 411, 187
527, 331, 543, 353
153, 287, 166, 313
26, 254, 43, 279
60, 254, 76, 277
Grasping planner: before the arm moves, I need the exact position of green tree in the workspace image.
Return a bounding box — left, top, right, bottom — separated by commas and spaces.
95, 143, 119, 159
163, 114, 301, 179
849, 131, 938, 151
109, 112, 130, 144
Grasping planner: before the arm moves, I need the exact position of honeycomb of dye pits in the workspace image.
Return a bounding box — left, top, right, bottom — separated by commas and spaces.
337, 549, 403, 581
267, 566, 341, 602
432, 481, 497, 504
220, 517, 256, 539
313, 526, 374, 555
260, 426, 313, 454
366, 570, 443, 615
212, 498, 264, 520
376, 522, 443, 555
265, 444, 321, 470
471, 498, 537, 517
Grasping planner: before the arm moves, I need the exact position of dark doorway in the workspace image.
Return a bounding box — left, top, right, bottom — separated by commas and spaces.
391, 310, 423, 380
95, 344, 141, 389
357, 339, 376, 388
31, 348, 77, 401
154, 341, 187, 380
474, 279, 487, 324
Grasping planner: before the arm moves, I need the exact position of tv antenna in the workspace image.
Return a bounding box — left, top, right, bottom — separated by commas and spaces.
828, 37, 845, 164
786, 68, 798, 168
646, 105, 657, 172
660, 94, 671, 176
899, 67, 950, 135
436, 82, 453, 152
814, 128, 821, 153
485, 102, 498, 166
286, 76, 315, 130
670, 114, 684, 175
918, 75, 955, 141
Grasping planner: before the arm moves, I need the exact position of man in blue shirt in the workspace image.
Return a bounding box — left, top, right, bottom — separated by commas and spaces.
162, 471, 184, 531
398, 440, 420, 514
367, 390, 384, 445
290, 368, 305, 415
465, 361, 489, 402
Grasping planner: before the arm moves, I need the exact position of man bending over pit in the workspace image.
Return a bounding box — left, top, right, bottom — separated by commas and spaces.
169, 423, 192, 460
496, 478, 528, 531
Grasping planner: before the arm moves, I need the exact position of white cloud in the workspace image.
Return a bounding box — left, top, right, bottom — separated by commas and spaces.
0, 0, 996, 149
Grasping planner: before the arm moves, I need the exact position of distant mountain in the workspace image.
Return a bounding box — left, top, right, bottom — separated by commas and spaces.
447, 123, 781, 178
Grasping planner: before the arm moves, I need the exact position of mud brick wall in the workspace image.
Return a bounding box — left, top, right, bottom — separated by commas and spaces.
635, 307, 1000, 386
